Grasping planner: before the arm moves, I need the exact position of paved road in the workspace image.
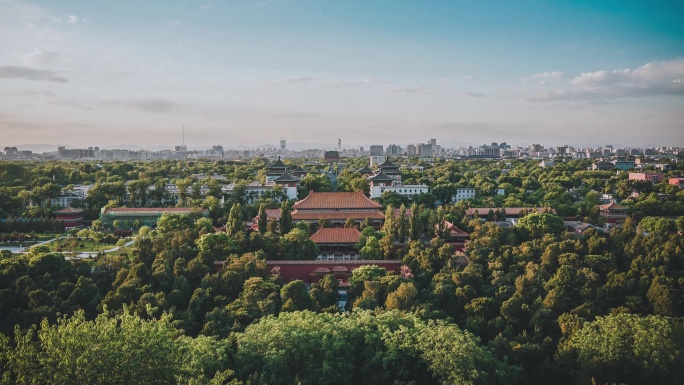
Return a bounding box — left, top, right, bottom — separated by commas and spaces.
0, 237, 60, 254
66, 240, 136, 260
2, 238, 135, 259
328, 171, 338, 191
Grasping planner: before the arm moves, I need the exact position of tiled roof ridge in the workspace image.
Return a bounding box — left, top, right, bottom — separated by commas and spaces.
293, 191, 381, 209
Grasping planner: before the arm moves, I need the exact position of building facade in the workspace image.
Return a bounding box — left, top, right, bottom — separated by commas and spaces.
453, 188, 476, 202
290, 192, 385, 227
628, 172, 665, 183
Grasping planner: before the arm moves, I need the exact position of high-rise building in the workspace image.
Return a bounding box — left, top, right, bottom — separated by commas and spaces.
386, 144, 402, 155
280, 140, 286, 151
369, 145, 384, 156
419, 144, 432, 157
406, 144, 416, 156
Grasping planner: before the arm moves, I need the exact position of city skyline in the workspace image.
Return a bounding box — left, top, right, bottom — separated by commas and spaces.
1, 0, 683, 147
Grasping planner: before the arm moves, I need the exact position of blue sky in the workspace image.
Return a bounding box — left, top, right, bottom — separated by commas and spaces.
1, 0, 683, 149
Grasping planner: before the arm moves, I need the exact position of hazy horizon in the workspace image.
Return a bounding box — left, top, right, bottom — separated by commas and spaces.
1, 0, 683, 148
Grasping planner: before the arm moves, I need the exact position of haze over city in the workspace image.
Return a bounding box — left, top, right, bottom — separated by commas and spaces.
1, 0, 683, 148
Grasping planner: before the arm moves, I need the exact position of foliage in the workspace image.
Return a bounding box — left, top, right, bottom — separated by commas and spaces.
562, 314, 684, 385
0, 308, 236, 384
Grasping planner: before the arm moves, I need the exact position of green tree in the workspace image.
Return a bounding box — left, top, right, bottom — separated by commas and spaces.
279, 228, 319, 260
257, 203, 267, 234
564, 314, 684, 385
280, 280, 313, 312
157, 214, 194, 233
279, 202, 293, 235
226, 203, 243, 237
227, 277, 281, 327
309, 274, 339, 312
409, 203, 422, 241
517, 212, 565, 238
350, 265, 387, 285
360, 236, 382, 259
196, 232, 241, 264
1, 309, 235, 384
385, 282, 418, 311
344, 217, 356, 228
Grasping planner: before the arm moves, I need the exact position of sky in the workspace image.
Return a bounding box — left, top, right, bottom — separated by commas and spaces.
1, 0, 683, 150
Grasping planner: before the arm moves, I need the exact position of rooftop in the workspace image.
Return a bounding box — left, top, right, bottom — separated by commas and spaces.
310, 228, 362, 244
54, 206, 84, 214
291, 211, 385, 221
268, 157, 287, 169
369, 170, 395, 182
273, 171, 299, 183
293, 191, 381, 210
289, 165, 308, 174
599, 202, 627, 211
443, 221, 470, 237
377, 158, 398, 168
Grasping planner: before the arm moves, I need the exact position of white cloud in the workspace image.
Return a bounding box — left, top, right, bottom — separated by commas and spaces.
26, 23, 63, 41
48, 14, 88, 24
463, 92, 484, 98
0, 65, 68, 82
99, 99, 180, 114
571, 60, 684, 87
21, 49, 68, 67
267, 77, 319, 85
524, 71, 564, 84
387, 86, 436, 95
320, 78, 388, 88
530, 60, 684, 102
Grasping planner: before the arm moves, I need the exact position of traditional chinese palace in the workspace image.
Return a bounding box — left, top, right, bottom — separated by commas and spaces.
292, 191, 385, 226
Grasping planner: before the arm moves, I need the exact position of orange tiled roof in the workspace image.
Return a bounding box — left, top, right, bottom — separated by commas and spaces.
291, 210, 385, 221
54, 206, 83, 214
310, 228, 362, 244
443, 221, 470, 236
253, 209, 281, 221
599, 202, 627, 210
293, 191, 381, 210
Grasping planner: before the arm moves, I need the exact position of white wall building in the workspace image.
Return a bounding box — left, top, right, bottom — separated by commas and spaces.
453, 188, 476, 202
373, 184, 429, 199
368, 171, 428, 199
50, 185, 93, 207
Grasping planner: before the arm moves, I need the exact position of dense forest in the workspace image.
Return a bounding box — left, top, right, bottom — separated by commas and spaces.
1, 158, 683, 384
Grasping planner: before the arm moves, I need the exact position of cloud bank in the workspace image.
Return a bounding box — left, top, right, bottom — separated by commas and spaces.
530, 60, 684, 102
0, 66, 68, 82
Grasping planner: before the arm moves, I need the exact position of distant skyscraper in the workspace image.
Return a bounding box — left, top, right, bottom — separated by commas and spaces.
419, 144, 432, 157
370, 145, 384, 156
280, 139, 286, 151
386, 144, 402, 155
